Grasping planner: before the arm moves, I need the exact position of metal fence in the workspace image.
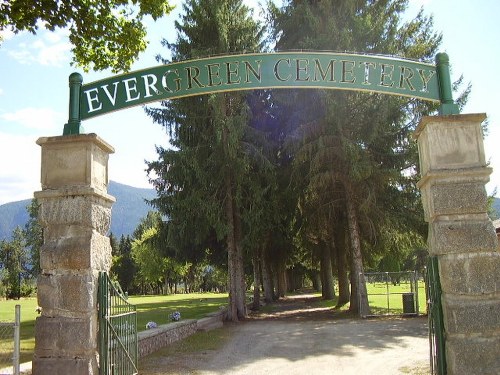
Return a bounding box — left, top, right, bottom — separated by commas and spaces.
427, 257, 446, 374
0, 305, 20, 375
361, 271, 421, 317
98, 272, 138, 375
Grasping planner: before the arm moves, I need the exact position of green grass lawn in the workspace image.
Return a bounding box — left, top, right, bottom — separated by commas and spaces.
366, 281, 427, 315
0, 293, 229, 367
129, 293, 228, 331
0, 298, 38, 367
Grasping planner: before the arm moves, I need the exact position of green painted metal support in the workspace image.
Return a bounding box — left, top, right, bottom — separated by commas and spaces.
427, 256, 447, 375
98, 272, 109, 375
63, 72, 84, 135
98, 271, 138, 375
436, 53, 460, 115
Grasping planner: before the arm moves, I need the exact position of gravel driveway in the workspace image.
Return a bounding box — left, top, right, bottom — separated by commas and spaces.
140, 294, 430, 375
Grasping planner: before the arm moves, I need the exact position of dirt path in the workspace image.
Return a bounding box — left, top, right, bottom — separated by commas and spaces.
140, 294, 430, 375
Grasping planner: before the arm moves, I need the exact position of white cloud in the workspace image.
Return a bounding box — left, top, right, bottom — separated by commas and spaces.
6, 29, 71, 67
0, 28, 16, 41
36, 40, 72, 66
484, 126, 500, 197
44, 29, 68, 44
1, 107, 64, 131
409, 0, 432, 5
0, 132, 41, 205
7, 49, 32, 65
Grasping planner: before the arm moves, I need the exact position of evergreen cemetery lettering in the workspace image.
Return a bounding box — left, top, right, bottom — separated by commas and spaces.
64, 51, 457, 134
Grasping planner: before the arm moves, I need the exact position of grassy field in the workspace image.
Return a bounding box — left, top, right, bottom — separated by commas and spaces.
0, 298, 38, 367
130, 293, 228, 331
366, 280, 427, 315
0, 293, 228, 367
0, 281, 427, 367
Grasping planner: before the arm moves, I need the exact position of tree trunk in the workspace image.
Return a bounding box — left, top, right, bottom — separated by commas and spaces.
252, 245, 261, 310
320, 242, 336, 300
287, 267, 303, 292
334, 225, 350, 306
261, 250, 274, 302
223, 165, 246, 319
345, 189, 370, 316
310, 269, 322, 292
225, 188, 247, 321
233, 203, 247, 318
276, 261, 286, 298
164, 273, 169, 295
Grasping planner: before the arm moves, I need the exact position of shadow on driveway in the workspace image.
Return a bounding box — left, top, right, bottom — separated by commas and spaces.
140, 294, 430, 375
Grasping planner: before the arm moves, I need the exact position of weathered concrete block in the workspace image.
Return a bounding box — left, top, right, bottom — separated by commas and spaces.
419, 173, 492, 222
37, 272, 97, 315
439, 252, 500, 295
35, 315, 97, 357
428, 219, 497, 255
37, 133, 114, 194
34, 133, 114, 374
33, 356, 97, 375
416, 114, 500, 375
443, 295, 500, 334
37, 195, 113, 235
446, 335, 500, 375
431, 182, 487, 216
40, 229, 112, 271
415, 114, 487, 176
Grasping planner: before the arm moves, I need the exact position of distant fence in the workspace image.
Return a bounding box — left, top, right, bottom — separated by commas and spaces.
0, 305, 20, 375
361, 271, 422, 317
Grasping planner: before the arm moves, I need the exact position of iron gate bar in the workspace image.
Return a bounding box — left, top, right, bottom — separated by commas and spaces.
427, 256, 446, 375
98, 272, 138, 375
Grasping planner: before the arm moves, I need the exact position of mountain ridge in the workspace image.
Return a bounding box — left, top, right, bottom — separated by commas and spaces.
0, 181, 156, 240
1, 184, 499, 240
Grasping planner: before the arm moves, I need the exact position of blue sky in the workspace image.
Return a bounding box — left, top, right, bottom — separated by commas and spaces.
1, 0, 499, 205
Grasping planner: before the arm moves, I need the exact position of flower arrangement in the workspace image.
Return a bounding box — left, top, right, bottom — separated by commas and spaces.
145, 321, 158, 329
170, 311, 181, 321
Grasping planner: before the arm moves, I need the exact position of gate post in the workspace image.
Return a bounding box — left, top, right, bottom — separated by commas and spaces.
415, 113, 500, 374
33, 134, 115, 375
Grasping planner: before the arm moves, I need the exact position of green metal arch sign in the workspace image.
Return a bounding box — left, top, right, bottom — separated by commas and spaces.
63, 52, 458, 135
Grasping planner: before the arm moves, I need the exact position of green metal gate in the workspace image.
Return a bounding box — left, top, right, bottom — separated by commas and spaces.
427, 256, 446, 375
98, 272, 138, 375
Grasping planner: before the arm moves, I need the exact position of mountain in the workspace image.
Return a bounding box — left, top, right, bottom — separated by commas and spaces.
107, 181, 157, 237
494, 197, 500, 219
0, 200, 31, 240
0, 181, 156, 240
1, 185, 499, 241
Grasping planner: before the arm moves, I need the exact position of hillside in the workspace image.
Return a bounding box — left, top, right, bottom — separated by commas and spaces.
0, 181, 156, 240
1, 186, 499, 241
494, 197, 500, 219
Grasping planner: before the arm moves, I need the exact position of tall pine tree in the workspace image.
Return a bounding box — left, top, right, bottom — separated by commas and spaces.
146, 0, 263, 321
268, 0, 452, 314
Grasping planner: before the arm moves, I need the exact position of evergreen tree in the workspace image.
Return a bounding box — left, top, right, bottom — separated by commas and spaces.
23, 199, 43, 278
111, 235, 136, 293
0, 227, 29, 299
146, 0, 264, 320
268, 0, 463, 314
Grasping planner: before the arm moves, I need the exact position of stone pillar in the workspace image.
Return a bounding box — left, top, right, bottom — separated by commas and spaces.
415, 114, 500, 374
33, 134, 115, 375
